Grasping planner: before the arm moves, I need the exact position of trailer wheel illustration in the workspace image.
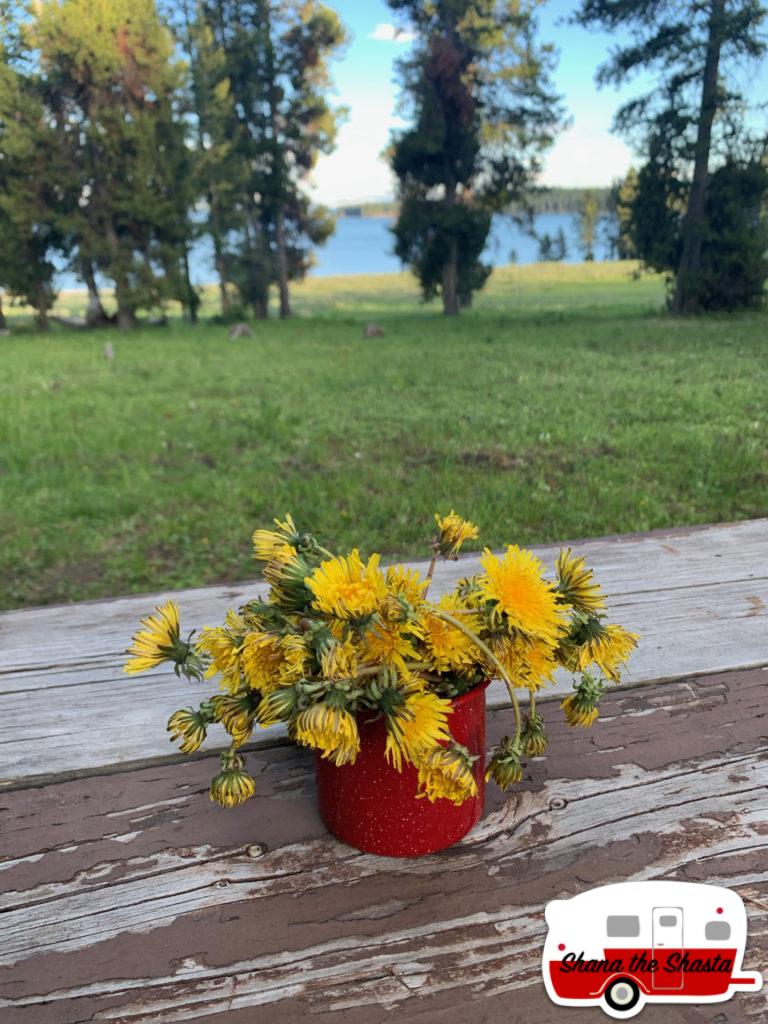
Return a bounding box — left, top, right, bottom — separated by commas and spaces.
603, 977, 642, 1015
542, 881, 762, 1018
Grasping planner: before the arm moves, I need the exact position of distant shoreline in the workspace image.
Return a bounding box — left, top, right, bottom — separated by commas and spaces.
51, 257, 624, 298
332, 186, 612, 220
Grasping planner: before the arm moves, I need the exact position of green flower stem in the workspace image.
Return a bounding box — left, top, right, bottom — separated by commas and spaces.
529, 692, 537, 721
432, 608, 522, 741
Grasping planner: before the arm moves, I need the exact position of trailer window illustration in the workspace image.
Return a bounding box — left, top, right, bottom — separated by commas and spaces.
543, 881, 762, 1019
607, 916, 639, 937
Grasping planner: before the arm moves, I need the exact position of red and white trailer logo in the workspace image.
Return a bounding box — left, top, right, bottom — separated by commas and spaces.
543, 881, 762, 1018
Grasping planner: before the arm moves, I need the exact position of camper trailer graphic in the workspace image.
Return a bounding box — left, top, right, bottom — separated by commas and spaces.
543, 881, 762, 1018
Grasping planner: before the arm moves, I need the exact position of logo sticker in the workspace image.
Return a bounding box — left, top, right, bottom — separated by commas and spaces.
543, 881, 762, 1018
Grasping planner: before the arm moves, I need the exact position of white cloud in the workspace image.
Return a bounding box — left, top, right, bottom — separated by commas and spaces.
310, 100, 398, 206
368, 23, 415, 43
540, 124, 634, 187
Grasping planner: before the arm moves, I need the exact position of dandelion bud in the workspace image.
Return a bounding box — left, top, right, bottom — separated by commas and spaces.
554, 548, 606, 614
521, 711, 548, 756
486, 735, 524, 790
209, 750, 255, 808
167, 706, 211, 754
256, 684, 299, 727
561, 672, 604, 727
211, 692, 258, 746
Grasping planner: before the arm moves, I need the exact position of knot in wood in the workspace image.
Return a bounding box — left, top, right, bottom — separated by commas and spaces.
549, 796, 568, 811
248, 842, 268, 859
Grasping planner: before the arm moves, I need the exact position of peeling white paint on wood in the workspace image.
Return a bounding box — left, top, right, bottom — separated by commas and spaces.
0, 749, 764, 969
1, 670, 765, 1024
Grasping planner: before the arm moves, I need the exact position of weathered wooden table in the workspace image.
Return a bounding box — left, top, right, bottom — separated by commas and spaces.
1, 520, 767, 1023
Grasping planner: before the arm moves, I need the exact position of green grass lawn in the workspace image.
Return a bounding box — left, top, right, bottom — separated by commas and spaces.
2, 261, 766, 611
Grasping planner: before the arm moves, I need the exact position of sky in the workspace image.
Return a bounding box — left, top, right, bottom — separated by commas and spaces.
311, 0, 642, 205
311, 0, 768, 206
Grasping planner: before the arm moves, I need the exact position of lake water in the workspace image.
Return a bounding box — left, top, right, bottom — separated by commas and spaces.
55, 211, 613, 291
309, 211, 612, 278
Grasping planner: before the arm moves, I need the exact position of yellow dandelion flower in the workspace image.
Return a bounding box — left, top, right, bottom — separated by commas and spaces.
167, 707, 210, 754
416, 743, 478, 805
277, 633, 311, 685
241, 631, 287, 692
478, 546, 566, 645
558, 621, 638, 682
252, 513, 300, 563
361, 618, 422, 672
434, 510, 479, 559
385, 565, 428, 608
292, 702, 360, 766
307, 549, 388, 620
383, 686, 452, 771
520, 640, 560, 691
419, 595, 480, 672
321, 638, 359, 680
555, 548, 606, 614
125, 601, 186, 674
584, 624, 638, 681
209, 752, 255, 808
488, 633, 559, 692
197, 610, 244, 692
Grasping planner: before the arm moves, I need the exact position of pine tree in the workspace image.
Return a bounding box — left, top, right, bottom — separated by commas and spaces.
574, 0, 767, 313
577, 191, 601, 261
169, 0, 244, 317
194, 0, 346, 319
388, 0, 564, 315
0, 35, 69, 329
607, 168, 639, 260
32, 0, 195, 328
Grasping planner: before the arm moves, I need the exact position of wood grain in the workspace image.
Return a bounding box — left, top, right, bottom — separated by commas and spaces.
0, 667, 766, 1024
1, 519, 767, 787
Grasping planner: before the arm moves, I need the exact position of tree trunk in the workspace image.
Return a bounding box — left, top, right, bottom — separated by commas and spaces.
105, 223, 136, 330
673, 0, 726, 315
181, 244, 198, 324
35, 282, 49, 331
82, 260, 109, 327
442, 236, 459, 316
0, 294, 6, 330
115, 297, 136, 330
216, 263, 230, 317
442, 179, 459, 316
275, 205, 291, 319
208, 190, 231, 317
265, 12, 291, 321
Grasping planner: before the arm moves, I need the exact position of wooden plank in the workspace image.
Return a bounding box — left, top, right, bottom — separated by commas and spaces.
1, 519, 767, 787
0, 668, 765, 1023
3, 518, 767, 674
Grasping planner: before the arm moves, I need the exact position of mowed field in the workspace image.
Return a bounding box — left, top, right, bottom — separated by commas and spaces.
2, 261, 766, 610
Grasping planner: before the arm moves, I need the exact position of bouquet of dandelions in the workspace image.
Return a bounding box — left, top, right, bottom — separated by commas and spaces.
125, 512, 638, 809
